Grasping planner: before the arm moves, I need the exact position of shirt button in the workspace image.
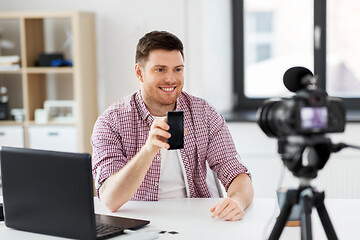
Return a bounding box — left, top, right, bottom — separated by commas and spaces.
154, 183, 159, 187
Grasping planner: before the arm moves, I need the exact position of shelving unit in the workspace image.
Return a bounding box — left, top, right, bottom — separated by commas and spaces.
0, 11, 98, 154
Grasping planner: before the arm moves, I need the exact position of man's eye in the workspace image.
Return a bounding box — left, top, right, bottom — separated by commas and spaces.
175, 68, 183, 72
156, 68, 164, 72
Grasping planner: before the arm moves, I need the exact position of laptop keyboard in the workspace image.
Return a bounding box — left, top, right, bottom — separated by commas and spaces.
96, 222, 125, 239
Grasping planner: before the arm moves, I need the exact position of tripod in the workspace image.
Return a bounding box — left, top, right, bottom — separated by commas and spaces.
266, 136, 343, 240
269, 183, 338, 240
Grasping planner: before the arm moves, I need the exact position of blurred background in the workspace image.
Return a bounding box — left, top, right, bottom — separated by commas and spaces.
1, 0, 359, 199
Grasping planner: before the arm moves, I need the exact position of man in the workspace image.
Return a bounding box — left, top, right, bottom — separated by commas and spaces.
91, 31, 253, 221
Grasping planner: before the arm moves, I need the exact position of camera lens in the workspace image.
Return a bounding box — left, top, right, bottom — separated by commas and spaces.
257, 98, 297, 138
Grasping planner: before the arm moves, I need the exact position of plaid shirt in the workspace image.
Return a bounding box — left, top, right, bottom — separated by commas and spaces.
91, 90, 250, 201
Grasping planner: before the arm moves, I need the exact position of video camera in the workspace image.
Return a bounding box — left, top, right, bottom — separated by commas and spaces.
257, 67, 346, 138
257, 67, 360, 240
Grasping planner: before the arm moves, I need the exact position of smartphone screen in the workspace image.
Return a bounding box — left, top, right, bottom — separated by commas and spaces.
167, 111, 184, 149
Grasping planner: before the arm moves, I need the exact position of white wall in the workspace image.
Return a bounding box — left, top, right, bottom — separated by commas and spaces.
2, 0, 359, 198
228, 122, 360, 199
1, 0, 232, 114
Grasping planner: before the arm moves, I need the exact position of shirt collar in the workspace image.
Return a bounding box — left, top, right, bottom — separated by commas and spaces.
135, 90, 153, 126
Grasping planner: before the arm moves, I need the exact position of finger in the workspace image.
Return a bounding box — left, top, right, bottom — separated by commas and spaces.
152, 118, 170, 131
184, 127, 187, 135
229, 211, 245, 221
221, 206, 241, 221
211, 198, 242, 219
220, 199, 245, 221
149, 138, 170, 149
158, 135, 168, 143
210, 203, 218, 213
217, 199, 241, 219
150, 128, 171, 140
162, 118, 170, 130
218, 204, 236, 219
211, 200, 229, 218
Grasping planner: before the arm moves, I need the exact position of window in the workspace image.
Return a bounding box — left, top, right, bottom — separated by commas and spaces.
245, 12, 273, 64
326, 0, 360, 99
232, 0, 360, 121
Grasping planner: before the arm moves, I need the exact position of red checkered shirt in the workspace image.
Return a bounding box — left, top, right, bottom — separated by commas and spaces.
91, 90, 250, 201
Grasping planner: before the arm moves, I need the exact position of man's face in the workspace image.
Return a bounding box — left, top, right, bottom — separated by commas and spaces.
136, 49, 184, 109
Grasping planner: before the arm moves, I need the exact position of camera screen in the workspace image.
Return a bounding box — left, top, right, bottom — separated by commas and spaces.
300, 107, 328, 130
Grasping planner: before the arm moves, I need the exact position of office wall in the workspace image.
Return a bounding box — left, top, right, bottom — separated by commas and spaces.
228, 122, 360, 199
1, 0, 359, 198
1, 0, 232, 114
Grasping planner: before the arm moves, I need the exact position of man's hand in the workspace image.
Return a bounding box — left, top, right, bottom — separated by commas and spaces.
210, 173, 254, 221
143, 118, 171, 155
210, 197, 245, 221
209, 174, 253, 221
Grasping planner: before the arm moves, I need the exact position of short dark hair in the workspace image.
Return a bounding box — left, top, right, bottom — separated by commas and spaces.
135, 30, 184, 65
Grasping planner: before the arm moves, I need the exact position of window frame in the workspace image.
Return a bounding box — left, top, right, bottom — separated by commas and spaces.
231, 0, 360, 122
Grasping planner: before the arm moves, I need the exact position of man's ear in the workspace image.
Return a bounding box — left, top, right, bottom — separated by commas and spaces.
135, 63, 144, 82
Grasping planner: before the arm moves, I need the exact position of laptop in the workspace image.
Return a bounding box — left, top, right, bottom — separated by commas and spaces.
0, 146, 150, 239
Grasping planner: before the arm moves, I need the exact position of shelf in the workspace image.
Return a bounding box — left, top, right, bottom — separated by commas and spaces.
0, 68, 73, 74
0, 121, 24, 126
0, 11, 80, 19
0, 121, 76, 127
27, 121, 76, 126
26, 67, 74, 74
0, 11, 98, 153
0, 70, 23, 74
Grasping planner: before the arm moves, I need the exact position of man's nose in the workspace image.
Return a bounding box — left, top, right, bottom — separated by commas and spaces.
164, 71, 176, 83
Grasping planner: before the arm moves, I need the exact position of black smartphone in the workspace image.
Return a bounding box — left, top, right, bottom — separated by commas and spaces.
167, 111, 184, 150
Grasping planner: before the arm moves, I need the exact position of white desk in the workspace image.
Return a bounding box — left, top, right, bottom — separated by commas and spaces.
1, 197, 359, 239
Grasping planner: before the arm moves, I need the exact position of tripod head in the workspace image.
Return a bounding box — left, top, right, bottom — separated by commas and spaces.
278, 135, 332, 180
277, 134, 360, 180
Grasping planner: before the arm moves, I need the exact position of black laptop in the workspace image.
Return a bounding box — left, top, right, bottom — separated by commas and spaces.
0, 146, 149, 239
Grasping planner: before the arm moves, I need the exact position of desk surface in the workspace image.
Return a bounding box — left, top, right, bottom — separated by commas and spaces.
1, 197, 359, 240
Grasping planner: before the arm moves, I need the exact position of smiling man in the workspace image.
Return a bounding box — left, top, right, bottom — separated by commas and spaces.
91, 31, 254, 221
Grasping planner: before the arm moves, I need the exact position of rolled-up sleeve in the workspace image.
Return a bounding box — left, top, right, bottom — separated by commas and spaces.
91, 114, 127, 198
205, 104, 251, 191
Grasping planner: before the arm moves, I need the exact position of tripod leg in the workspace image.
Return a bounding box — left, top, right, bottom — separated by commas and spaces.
299, 192, 313, 240
314, 192, 338, 240
268, 202, 293, 240
269, 189, 298, 240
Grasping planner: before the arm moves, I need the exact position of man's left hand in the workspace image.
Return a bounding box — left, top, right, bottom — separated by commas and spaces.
210, 197, 245, 221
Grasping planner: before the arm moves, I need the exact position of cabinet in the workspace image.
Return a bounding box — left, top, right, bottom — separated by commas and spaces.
28, 125, 78, 152
0, 12, 98, 153
0, 126, 24, 147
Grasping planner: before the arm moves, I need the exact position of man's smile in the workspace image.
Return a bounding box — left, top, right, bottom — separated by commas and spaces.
159, 86, 176, 92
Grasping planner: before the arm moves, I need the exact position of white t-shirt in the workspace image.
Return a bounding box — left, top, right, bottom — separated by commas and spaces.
154, 116, 221, 198
153, 116, 188, 199
158, 148, 188, 198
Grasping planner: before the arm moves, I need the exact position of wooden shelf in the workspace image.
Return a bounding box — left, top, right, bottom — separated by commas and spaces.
0, 68, 74, 74
0, 121, 24, 126
26, 67, 74, 74
27, 121, 76, 126
0, 70, 23, 74
0, 12, 98, 153
0, 11, 80, 19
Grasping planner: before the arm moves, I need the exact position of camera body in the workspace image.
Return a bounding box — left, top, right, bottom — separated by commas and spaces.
257, 68, 346, 138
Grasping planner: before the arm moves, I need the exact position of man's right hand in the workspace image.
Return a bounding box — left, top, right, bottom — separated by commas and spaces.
143, 118, 171, 155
